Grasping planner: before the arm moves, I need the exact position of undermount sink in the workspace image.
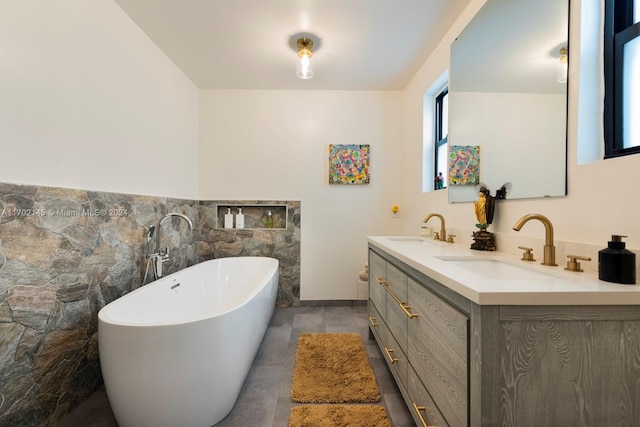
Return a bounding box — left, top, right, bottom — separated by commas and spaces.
385, 236, 440, 243
386, 237, 425, 242
436, 256, 560, 280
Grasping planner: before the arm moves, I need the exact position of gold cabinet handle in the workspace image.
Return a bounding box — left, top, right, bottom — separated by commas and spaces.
412, 403, 436, 427
384, 347, 398, 364
375, 276, 418, 318
374, 276, 387, 286
385, 287, 419, 319
400, 303, 418, 319
368, 316, 379, 327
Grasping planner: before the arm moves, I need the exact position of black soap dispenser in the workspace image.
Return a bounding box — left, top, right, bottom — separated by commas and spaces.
598, 235, 636, 284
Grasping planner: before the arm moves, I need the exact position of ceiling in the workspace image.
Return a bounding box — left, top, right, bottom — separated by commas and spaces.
113, 0, 472, 90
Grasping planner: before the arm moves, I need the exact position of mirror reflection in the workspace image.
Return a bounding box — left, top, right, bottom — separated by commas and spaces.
448, 0, 569, 203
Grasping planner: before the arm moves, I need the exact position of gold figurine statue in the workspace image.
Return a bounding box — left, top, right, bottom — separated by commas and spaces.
471, 186, 497, 251
474, 186, 495, 226
474, 191, 487, 225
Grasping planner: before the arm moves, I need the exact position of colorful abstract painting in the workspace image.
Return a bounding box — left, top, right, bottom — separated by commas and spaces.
329, 144, 370, 184
449, 145, 480, 186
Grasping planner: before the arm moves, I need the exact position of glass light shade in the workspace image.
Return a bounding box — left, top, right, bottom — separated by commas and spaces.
557, 58, 568, 83
296, 52, 313, 79
557, 46, 568, 83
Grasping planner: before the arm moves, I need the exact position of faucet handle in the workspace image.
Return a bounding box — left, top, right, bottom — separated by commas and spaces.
433, 232, 440, 240
565, 254, 591, 272
447, 234, 456, 243
518, 246, 536, 262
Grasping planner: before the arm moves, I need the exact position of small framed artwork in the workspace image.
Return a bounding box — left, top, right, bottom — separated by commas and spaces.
328, 144, 370, 184
449, 145, 480, 186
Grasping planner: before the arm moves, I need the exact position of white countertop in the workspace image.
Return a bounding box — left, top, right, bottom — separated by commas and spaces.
368, 236, 640, 306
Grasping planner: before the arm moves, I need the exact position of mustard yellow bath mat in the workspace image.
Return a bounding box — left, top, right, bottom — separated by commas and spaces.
288, 404, 391, 427
290, 333, 380, 403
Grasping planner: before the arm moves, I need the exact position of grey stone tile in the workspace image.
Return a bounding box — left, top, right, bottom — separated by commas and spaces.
85, 410, 118, 427
55, 387, 117, 427
244, 361, 285, 387
324, 305, 358, 324
383, 392, 415, 427
277, 342, 297, 400
273, 399, 296, 427
217, 364, 283, 426
284, 307, 326, 344
253, 326, 292, 367
292, 309, 324, 328
270, 307, 295, 327
292, 305, 324, 314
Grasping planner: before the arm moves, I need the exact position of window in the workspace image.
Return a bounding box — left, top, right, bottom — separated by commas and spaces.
434, 87, 448, 189
604, 0, 640, 158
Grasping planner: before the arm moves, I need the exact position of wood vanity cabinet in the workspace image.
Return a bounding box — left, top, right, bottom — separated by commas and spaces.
368, 245, 640, 427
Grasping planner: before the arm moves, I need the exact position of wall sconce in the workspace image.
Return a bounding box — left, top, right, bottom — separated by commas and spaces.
557, 46, 568, 83
296, 37, 314, 79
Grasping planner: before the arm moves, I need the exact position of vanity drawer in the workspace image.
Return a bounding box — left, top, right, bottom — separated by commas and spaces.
381, 322, 408, 389
408, 365, 449, 427
369, 251, 387, 316
408, 278, 468, 427
369, 306, 390, 361
386, 291, 408, 355
369, 250, 386, 280
368, 303, 383, 336
386, 262, 408, 302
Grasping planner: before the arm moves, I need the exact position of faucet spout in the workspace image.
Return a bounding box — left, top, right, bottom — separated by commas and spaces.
156, 213, 193, 253
423, 213, 447, 242
151, 213, 194, 280
159, 212, 193, 230
512, 213, 557, 266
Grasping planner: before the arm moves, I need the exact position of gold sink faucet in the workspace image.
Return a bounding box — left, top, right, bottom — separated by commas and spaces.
512, 214, 557, 266
423, 213, 447, 242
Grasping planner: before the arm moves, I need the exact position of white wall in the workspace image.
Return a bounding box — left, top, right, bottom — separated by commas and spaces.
199, 90, 405, 300
402, 0, 640, 266
0, 0, 200, 198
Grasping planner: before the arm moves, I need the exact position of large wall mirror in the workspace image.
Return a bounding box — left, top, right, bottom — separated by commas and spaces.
448, 0, 569, 203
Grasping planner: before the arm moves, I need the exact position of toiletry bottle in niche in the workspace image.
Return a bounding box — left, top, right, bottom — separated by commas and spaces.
598, 235, 636, 284
265, 210, 274, 228
224, 208, 234, 229
236, 208, 245, 229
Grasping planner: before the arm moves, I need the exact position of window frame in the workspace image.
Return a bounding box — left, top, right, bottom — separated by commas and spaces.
434, 86, 448, 190
604, 0, 640, 158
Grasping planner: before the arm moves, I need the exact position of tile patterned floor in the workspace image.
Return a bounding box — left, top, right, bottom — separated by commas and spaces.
56, 305, 415, 427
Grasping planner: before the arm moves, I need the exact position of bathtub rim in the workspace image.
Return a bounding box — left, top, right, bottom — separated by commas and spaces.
98, 256, 279, 328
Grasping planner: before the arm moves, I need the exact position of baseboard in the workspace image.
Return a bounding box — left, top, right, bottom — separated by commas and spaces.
299, 299, 367, 307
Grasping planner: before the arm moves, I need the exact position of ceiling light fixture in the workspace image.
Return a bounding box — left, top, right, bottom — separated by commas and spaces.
296, 37, 314, 79
557, 46, 568, 83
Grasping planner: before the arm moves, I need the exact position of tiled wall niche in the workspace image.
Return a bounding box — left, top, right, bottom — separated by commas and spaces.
0, 183, 301, 426
215, 204, 288, 229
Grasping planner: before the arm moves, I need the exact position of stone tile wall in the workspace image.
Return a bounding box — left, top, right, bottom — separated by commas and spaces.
0, 182, 301, 426
0, 182, 199, 426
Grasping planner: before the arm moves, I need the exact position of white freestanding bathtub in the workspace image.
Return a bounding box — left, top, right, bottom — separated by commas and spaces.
98, 256, 279, 427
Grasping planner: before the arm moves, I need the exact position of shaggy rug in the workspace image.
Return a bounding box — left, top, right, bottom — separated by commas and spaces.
288, 405, 391, 427
290, 333, 381, 403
